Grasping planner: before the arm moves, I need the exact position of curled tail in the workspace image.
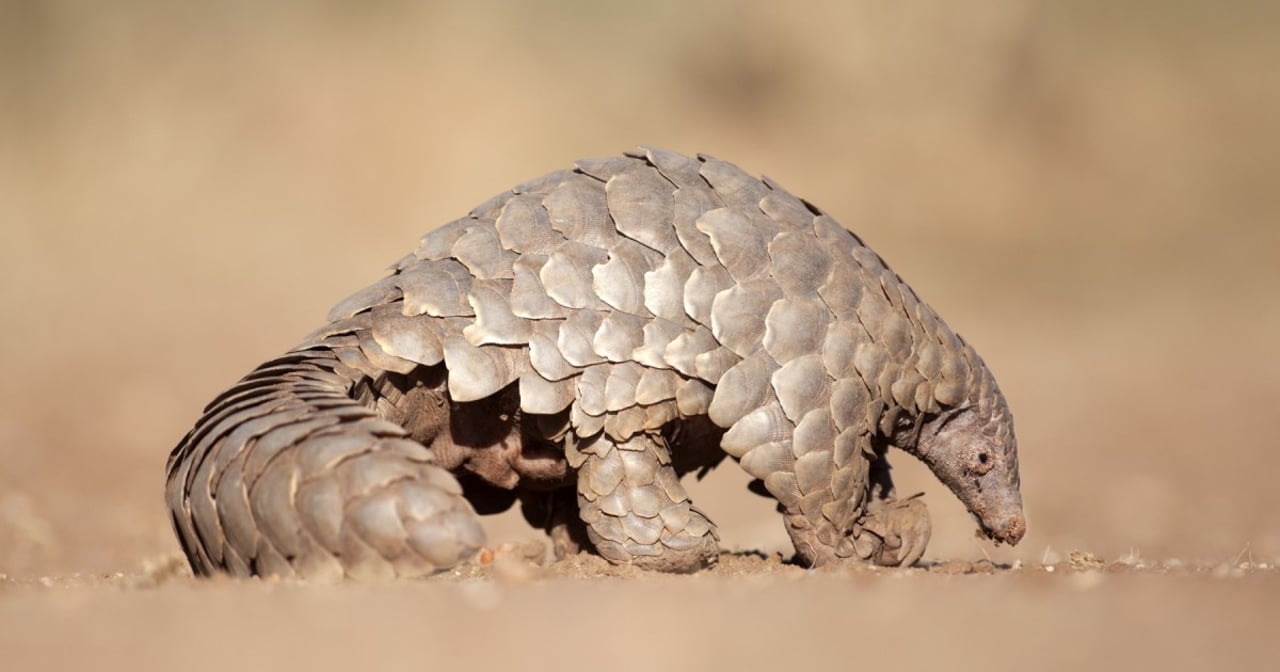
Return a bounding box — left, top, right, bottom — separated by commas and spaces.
165, 346, 484, 581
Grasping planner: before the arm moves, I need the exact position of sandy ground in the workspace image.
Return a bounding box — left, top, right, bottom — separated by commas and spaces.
2, 2, 1279, 669
2, 553, 1278, 670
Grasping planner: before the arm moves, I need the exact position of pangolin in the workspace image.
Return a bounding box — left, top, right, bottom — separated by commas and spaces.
165, 147, 1024, 579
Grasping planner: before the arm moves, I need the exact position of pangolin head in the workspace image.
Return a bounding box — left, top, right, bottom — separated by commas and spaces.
914, 371, 1025, 547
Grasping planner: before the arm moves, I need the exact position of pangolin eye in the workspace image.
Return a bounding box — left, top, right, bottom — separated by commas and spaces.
971, 451, 994, 475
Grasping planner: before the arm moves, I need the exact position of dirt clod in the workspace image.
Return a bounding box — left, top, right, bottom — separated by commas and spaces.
1068, 551, 1105, 571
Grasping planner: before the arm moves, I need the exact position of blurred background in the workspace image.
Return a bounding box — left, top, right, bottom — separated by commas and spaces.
1, 0, 1277, 577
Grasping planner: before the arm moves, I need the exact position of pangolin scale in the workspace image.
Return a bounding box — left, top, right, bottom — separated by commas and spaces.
166, 147, 1024, 579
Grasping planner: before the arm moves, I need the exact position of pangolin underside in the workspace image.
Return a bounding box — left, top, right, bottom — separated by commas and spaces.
166, 147, 1025, 580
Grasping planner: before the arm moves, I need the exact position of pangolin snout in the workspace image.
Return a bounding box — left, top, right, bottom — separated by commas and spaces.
983, 513, 1025, 546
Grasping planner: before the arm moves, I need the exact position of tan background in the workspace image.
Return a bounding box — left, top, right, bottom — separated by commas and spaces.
1, 1, 1278, 668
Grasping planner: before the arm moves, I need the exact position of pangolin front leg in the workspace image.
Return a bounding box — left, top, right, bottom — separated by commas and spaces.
855, 448, 931, 567
572, 431, 719, 572
747, 425, 930, 568
856, 496, 931, 567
